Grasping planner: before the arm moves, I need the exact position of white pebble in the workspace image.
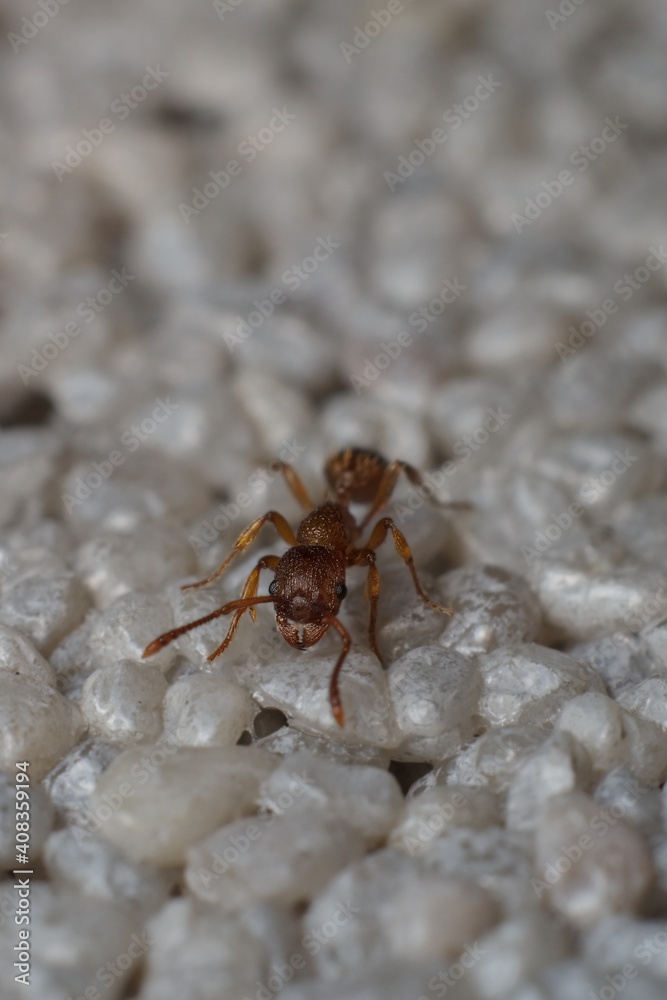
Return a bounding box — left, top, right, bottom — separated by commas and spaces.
75, 525, 196, 608
0, 623, 56, 686
556, 692, 627, 776
0, 674, 85, 779
303, 849, 498, 978
43, 827, 176, 916
93, 744, 277, 865
439, 565, 542, 658
234, 642, 400, 751
185, 809, 366, 911
0, 570, 90, 654
387, 646, 481, 762
533, 790, 653, 929
88, 591, 177, 673
163, 671, 254, 747
390, 785, 501, 856
81, 660, 168, 745
478, 642, 605, 730
506, 731, 593, 833
258, 749, 403, 848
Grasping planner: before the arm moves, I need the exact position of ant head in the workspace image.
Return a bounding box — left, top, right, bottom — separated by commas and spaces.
269, 545, 347, 650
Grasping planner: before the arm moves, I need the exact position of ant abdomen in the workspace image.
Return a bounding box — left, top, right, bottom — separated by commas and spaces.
324, 447, 388, 504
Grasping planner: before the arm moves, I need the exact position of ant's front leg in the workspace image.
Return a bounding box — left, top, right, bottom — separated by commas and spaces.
349, 548, 383, 666
323, 613, 352, 728
182, 512, 297, 592
207, 554, 280, 658
363, 517, 454, 617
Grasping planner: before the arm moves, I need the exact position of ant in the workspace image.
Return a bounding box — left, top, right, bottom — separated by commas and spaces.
143, 447, 465, 727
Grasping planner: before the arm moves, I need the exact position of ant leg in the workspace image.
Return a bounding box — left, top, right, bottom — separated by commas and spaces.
364, 517, 454, 617
209, 554, 280, 656
358, 460, 422, 530
323, 613, 352, 728
182, 512, 296, 592
359, 461, 472, 531
142, 595, 276, 658
365, 554, 383, 665
277, 462, 314, 511
350, 549, 383, 664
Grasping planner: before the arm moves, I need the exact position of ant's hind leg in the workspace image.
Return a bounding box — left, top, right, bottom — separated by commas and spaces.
359, 460, 472, 531
182, 512, 296, 592
358, 460, 421, 530
277, 462, 314, 511
364, 517, 454, 617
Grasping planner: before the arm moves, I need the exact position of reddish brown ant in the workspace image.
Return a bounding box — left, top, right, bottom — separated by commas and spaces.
143, 447, 465, 727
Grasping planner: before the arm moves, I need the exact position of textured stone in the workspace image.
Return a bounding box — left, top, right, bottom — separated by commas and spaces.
93, 744, 277, 865
533, 791, 653, 928
506, 731, 592, 833
43, 827, 176, 916
557, 693, 628, 776
162, 671, 254, 747
185, 809, 366, 911
0, 570, 90, 655
88, 591, 178, 673
477, 643, 604, 731
81, 660, 168, 745
439, 565, 542, 657
0, 623, 56, 686
234, 641, 400, 751
0, 674, 85, 779
258, 750, 403, 847
303, 849, 498, 979
75, 526, 196, 608
390, 785, 502, 856
387, 646, 481, 761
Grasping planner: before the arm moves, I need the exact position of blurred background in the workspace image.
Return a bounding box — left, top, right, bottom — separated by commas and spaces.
2, 0, 666, 499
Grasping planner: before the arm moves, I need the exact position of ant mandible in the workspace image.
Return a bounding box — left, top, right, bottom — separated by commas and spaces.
143, 447, 464, 727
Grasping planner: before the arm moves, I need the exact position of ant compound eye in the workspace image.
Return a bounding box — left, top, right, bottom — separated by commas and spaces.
336, 583, 347, 600
269, 580, 278, 596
